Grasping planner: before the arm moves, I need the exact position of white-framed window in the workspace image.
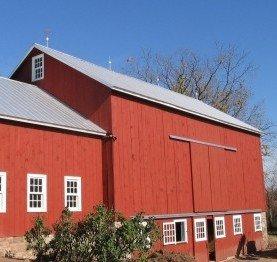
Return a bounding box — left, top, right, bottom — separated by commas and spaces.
27, 174, 47, 212
64, 176, 82, 212
163, 219, 188, 245
32, 54, 44, 82
214, 216, 226, 238
254, 213, 262, 232
163, 222, 176, 245
233, 215, 243, 235
194, 218, 207, 242
174, 219, 188, 243
0, 172, 7, 213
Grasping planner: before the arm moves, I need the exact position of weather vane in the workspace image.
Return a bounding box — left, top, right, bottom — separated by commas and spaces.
44, 28, 51, 47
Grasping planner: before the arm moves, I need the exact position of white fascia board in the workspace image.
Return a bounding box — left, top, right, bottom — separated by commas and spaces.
0, 114, 107, 137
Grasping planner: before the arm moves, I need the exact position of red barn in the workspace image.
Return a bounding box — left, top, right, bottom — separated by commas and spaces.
0, 44, 266, 261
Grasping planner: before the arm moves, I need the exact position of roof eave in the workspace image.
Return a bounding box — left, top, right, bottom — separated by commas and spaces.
9, 44, 38, 78
0, 114, 107, 137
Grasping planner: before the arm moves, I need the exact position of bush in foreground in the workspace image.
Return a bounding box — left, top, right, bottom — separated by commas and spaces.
25, 205, 160, 261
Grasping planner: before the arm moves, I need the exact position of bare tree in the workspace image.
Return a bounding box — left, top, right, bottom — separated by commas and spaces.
265, 158, 277, 229
123, 43, 274, 155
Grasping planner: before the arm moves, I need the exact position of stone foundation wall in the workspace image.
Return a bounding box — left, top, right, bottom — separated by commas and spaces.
261, 211, 269, 249
0, 236, 34, 260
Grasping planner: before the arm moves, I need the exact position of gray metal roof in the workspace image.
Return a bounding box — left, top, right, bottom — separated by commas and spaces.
0, 77, 106, 136
12, 44, 261, 134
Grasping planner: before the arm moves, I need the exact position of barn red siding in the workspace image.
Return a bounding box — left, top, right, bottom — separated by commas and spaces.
12, 49, 112, 131
12, 47, 266, 215
0, 121, 103, 237
10, 47, 267, 261
110, 93, 266, 216
154, 214, 263, 262
11, 48, 115, 207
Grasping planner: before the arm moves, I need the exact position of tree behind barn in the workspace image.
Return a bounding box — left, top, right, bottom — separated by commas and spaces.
123, 43, 274, 155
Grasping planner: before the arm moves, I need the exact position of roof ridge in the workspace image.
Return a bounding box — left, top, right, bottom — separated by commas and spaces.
34, 45, 174, 92
11, 44, 260, 134
34, 45, 207, 108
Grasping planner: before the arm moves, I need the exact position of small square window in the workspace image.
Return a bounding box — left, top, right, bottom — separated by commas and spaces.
214, 216, 226, 238
32, 54, 44, 82
233, 215, 243, 235
64, 176, 82, 212
254, 213, 262, 232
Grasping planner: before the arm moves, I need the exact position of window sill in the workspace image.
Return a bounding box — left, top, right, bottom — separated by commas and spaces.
27, 209, 47, 213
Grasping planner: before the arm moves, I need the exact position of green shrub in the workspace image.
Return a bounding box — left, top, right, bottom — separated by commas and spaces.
49, 208, 78, 261
25, 205, 160, 262
24, 216, 51, 261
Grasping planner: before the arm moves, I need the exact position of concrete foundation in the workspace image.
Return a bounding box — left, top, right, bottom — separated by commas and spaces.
261, 211, 269, 249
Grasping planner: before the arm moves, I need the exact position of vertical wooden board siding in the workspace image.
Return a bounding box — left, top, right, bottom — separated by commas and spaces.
208, 147, 228, 211
111, 93, 265, 216
111, 95, 196, 215
0, 121, 103, 237
155, 218, 194, 256
172, 141, 194, 212
154, 108, 168, 213
215, 214, 237, 261
162, 113, 178, 214
11, 48, 112, 132
190, 143, 212, 212
12, 47, 266, 217
242, 135, 264, 210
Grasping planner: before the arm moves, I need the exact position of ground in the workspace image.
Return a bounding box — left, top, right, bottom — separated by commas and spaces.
0, 235, 276, 261
230, 235, 277, 262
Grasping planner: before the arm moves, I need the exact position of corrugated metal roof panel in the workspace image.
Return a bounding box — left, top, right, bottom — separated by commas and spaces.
0, 77, 106, 136
13, 44, 261, 134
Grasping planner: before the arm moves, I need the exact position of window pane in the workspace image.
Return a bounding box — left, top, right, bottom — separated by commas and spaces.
175, 222, 185, 242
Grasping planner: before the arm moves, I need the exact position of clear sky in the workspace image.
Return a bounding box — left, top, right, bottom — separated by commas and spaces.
0, 0, 276, 137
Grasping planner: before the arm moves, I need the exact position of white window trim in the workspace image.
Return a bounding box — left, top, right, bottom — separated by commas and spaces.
233, 215, 243, 235
0, 172, 7, 213
27, 174, 47, 213
31, 54, 44, 82
163, 221, 176, 245
174, 219, 188, 243
194, 218, 207, 242
214, 216, 226, 239
64, 176, 82, 212
254, 213, 262, 232
163, 219, 188, 245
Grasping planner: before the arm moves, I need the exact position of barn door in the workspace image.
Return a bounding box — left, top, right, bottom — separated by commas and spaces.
190, 143, 213, 212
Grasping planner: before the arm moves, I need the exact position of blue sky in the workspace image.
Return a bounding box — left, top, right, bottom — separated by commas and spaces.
0, 0, 276, 137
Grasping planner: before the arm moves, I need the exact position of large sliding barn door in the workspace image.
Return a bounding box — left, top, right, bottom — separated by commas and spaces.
190, 143, 231, 212
190, 143, 213, 212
